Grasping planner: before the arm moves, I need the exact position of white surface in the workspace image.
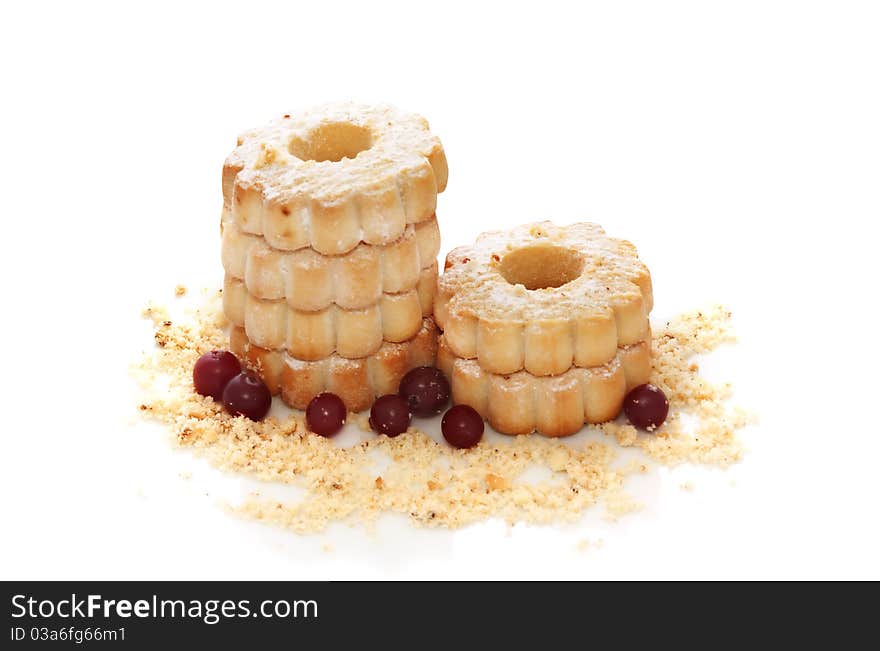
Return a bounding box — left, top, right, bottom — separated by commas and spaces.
1, 0, 879, 580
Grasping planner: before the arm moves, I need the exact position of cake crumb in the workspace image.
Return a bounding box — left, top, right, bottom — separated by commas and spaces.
174, 285, 187, 297
133, 297, 750, 534
680, 480, 695, 491
255, 143, 280, 168
612, 424, 638, 447
603, 491, 643, 521
548, 447, 569, 472
619, 459, 651, 474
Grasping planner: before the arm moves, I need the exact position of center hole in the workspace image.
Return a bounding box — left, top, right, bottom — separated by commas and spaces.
288, 122, 373, 162
499, 245, 584, 290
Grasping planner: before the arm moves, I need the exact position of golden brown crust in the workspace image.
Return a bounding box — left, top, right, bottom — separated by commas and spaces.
230, 318, 439, 412
223, 263, 437, 359
223, 103, 447, 256
221, 214, 440, 310
436, 335, 652, 437
435, 222, 653, 377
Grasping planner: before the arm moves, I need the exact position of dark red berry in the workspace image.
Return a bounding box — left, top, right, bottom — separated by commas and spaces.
193, 350, 241, 400
221, 371, 271, 421
623, 384, 669, 431
306, 392, 346, 437
398, 366, 451, 417
369, 394, 412, 437
441, 404, 484, 449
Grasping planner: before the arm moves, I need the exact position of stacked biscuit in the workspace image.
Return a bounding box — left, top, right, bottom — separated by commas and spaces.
435, 222, 654, 437
221, 103, 447, 411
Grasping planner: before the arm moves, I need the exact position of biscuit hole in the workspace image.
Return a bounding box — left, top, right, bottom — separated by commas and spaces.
499, 245, 584, 290
288, 122, 373, 162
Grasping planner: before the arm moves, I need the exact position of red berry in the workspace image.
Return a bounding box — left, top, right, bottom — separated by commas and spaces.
222, 372, 271, 421
398, 366, 451, 417
306, 393, 346, 437
369, 394, 412, 437
193, 350, 241, 400
441, 405, 484, 449
623, 384, 669, 431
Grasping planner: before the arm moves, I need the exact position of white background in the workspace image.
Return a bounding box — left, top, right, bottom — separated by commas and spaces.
1, 0, 878, 580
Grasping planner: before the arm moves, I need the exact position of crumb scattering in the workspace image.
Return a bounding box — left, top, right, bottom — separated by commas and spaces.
133, 295, 750, 533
